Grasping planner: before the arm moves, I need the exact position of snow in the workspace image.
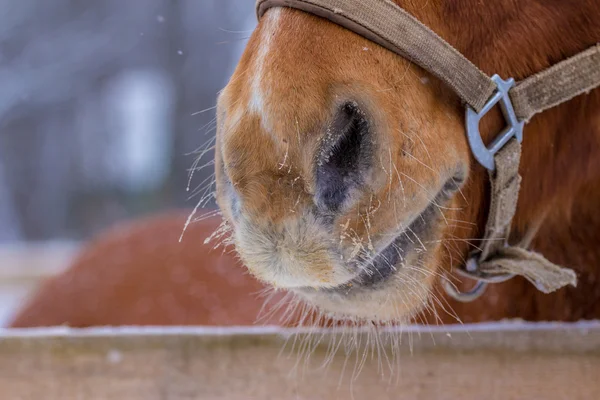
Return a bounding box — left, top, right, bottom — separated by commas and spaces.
1, 320, 599, 339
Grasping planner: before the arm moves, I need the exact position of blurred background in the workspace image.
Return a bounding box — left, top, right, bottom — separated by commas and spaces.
0, 0, 257, 325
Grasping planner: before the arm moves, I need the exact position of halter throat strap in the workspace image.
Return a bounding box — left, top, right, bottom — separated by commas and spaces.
256, 0, 598, 301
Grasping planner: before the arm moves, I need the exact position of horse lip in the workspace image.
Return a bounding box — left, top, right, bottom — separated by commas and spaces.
322, 176, 458, 293
288, 171, 462, 297
337, 207, 434, 290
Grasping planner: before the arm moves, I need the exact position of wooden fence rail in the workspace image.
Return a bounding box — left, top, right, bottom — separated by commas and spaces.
1, 323, 599, 399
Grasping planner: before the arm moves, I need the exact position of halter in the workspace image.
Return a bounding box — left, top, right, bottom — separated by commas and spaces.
256, 0, 600, 302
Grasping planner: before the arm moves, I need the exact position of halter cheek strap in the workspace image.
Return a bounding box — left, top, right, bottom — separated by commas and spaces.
256, 0, 599, 301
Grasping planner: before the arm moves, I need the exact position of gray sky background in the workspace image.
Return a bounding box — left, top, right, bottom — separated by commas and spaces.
0, 0, 257, 243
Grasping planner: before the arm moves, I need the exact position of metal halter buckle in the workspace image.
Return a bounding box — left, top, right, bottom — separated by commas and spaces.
466, 75, 525, 171
444, 76, 524, 302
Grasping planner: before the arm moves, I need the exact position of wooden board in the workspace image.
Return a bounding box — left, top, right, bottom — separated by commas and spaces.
1, 323, 599, 400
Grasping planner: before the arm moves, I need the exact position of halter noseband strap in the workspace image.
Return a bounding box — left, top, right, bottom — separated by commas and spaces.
257, 0, 600, 123
256, 0, 599, 301
257, 0, 497, 113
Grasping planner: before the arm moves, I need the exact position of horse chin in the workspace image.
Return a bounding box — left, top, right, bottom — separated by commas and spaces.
289, 217, 446, 323
289, 196, 452, 323
221, 174, 456, 323
292, 249, 440, 323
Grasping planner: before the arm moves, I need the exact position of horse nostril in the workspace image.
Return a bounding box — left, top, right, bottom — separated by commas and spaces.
315, 102, 372, 213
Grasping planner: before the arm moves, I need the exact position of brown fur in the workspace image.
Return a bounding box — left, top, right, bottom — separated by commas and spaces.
10, 212, 279, 327
10, 0, 600, 327
419, 0, 600, 323
216, 0, 600, 323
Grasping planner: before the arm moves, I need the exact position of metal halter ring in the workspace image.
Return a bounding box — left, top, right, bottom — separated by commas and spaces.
442, 255, 516, 303
466, 75, 525, 171
441, 278, 489, 303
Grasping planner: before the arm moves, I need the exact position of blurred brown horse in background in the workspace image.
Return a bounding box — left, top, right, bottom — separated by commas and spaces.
10, 211, 276, 327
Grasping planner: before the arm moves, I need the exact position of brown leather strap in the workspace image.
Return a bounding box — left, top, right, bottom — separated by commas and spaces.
479, 139, 522, 262
471, 139, 577, 294
511, 44, 600, 122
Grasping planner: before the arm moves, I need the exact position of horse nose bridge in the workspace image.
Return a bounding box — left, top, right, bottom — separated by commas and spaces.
249, 32, 341, 135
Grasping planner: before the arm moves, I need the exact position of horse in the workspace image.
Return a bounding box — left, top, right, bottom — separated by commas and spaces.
9, 211, 284, 328
10, 0, 600, 329
213, 0, 600, 324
